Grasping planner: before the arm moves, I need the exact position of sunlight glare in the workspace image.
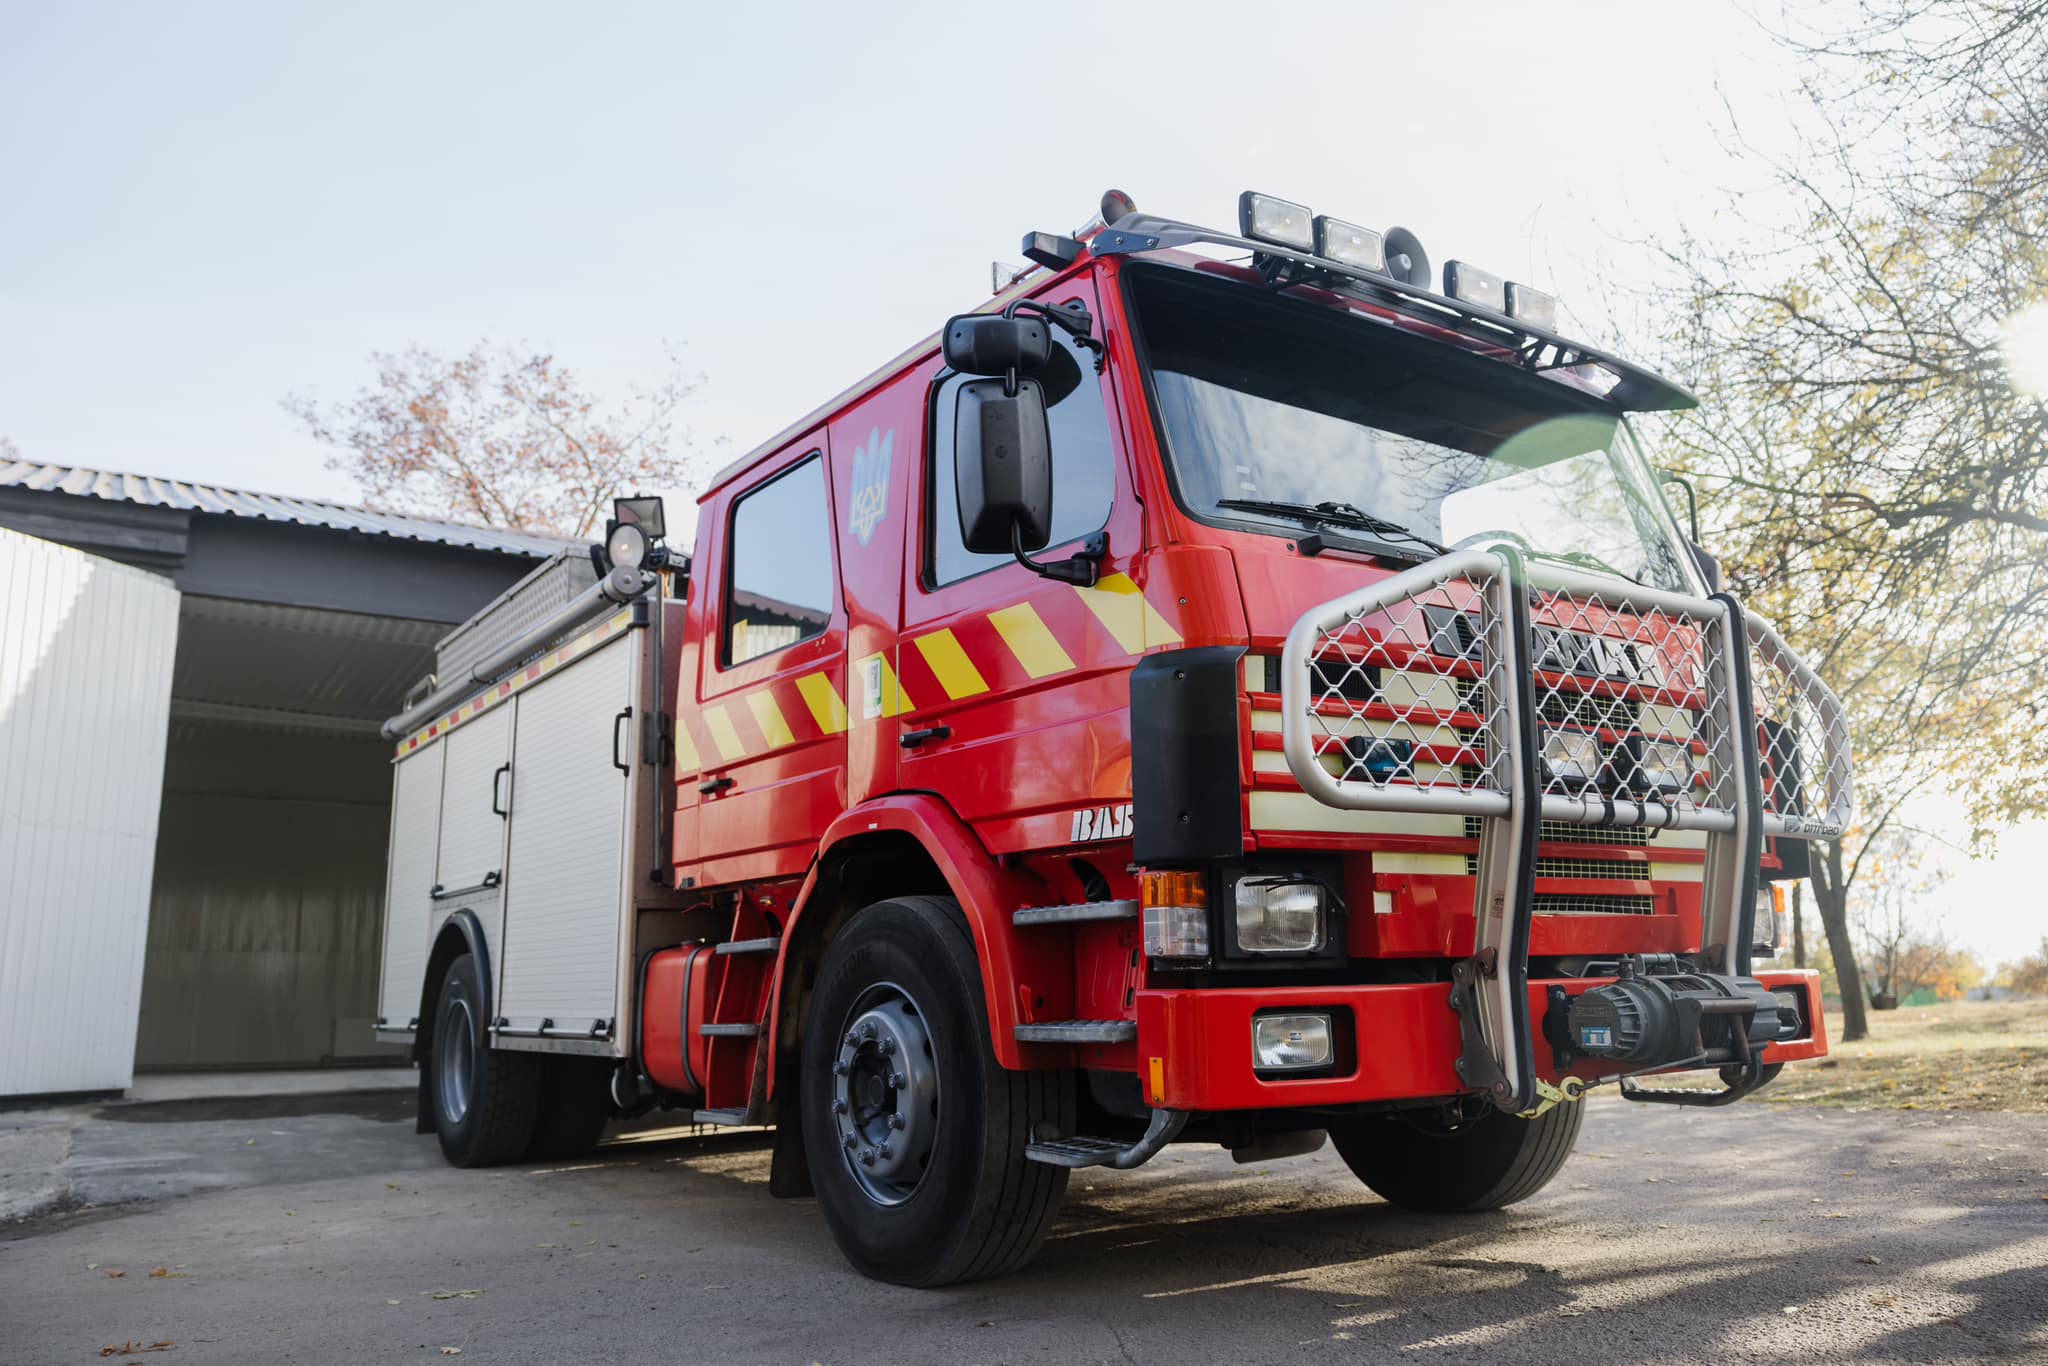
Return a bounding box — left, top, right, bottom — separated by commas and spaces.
1998, 302, 2048, 397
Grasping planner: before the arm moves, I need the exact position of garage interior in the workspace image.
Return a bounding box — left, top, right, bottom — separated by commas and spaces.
1, 462, 567, 1071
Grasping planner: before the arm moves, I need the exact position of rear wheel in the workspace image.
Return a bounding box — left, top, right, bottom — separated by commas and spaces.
427, 952, 539, 1166
1330, 1100, 1583, 1212
800, 896, 1072, 1286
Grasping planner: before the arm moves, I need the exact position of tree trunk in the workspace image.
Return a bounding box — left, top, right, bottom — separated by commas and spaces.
1809, 838, 1869, 1041
1792, 882, 1806, 969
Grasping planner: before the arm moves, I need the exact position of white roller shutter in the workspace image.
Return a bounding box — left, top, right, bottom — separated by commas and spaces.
497, 637, 634, 1035
376, 741, 445, 1030
0, 528, 178, 1097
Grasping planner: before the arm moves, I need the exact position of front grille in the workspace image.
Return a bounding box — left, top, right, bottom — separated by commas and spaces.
1539, 689, 1640, 734
1533, 894, 1657, 916
1464, 815, 1652, 847
1464, 856, 1649, 881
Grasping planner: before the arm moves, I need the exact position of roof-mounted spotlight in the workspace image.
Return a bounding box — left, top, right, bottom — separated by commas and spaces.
1312, 215, 1386, 274
1505, 281, 1559, 331
1443, 260, 1506, 314
603, 494, 667, 572
1238, 191, 1314, 252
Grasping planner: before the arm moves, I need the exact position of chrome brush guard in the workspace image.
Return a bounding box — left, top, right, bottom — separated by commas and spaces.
1278, 547, 1852, 1111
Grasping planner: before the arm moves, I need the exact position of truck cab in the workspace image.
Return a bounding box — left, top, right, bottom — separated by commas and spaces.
383, 190, 1850, 1288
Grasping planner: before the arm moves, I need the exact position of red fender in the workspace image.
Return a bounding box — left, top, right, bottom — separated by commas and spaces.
765, 794, 1074, 1084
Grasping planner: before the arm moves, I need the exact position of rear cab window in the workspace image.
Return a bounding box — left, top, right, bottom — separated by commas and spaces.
724, 453, 835, 667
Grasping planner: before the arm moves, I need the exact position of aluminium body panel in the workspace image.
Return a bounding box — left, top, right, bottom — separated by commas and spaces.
376, 739, 446, 1030
495, 630, 636, 1040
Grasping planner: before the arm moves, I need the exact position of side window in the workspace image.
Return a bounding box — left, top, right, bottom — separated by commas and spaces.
928, 330, 1115, 586
724, 454, 835, 667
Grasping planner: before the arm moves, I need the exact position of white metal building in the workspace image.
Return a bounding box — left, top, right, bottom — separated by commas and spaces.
0, 461, 569, 1097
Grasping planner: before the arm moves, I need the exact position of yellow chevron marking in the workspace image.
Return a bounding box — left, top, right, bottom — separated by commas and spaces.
855, 652, 916, 719
702, 704, 746, 762
673, 716, 702, 771
745, 689, 795, 750
795, 672, 848, 735
988, 602, 1075, 679
912, 628, 990, 700
1073, 573, 1183, 654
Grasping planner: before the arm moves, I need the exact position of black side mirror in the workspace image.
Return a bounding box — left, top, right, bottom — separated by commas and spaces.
1686, 539, 1723, 593
955, 378, 1052, 554
942, 314, 1052, 376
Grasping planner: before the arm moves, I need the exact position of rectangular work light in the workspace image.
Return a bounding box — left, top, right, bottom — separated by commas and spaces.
1313, 215, 1387, 273
1239, 191, 1314, 252
1443, 260, 1506, 313
1253, 1012, 1334, 1070
1505, 281, 1559, 331
1540, 729, 1602, 790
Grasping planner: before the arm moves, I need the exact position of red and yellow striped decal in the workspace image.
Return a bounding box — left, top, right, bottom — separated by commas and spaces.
394, 608, 635, 759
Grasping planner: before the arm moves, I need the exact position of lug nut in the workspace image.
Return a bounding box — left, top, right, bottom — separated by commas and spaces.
888, 1114, 906, 1130
842, 1134, 855, 1151
859, 1148, 875, 1166
832, 1060, 849, 1076
877, 1144, 893, 1161
888, 1072, 907, 1090
879, 1038, 896, 1056
832, 1099, 848, 1115
843, 1031, 860, 1047
862, 1020, 878, 1038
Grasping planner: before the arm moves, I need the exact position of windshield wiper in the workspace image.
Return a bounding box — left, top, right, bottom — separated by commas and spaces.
1214, 498, 1448, 558
1525, 546, 1643, 584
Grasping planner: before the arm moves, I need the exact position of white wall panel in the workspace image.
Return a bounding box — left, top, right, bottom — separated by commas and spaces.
0, 528, 178, 1096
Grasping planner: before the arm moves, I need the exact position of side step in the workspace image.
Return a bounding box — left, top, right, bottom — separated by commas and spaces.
1014, 1020, 1136, 1044
1012, 899, 1138, 927
699, 1022, 761, 1038
1026, 1108, 1188, 1170
689, 1107, 754, 1126
715, 937, 781, 956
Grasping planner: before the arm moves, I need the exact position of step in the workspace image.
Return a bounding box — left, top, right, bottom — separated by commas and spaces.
1012, 899, 1139, 927
1023, 1135, 1128, 1168
1013, 1020, 1136, 1045
714, 937, 781, 956
690, 1107, 754, 1127
699, 1022, 761, 1038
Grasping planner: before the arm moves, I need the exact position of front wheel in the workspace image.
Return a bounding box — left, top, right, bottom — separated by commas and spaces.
427, 952, 540, 1167
800, 896, 1072, 1286
1330, 1099, 1583, 1212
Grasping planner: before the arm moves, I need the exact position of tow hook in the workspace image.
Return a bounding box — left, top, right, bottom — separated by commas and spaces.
1516, 1075, 1585, 1120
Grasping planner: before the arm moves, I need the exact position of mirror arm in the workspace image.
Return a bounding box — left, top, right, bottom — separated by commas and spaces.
1005, 297, 1108, 373
1010, 522, 1105, 588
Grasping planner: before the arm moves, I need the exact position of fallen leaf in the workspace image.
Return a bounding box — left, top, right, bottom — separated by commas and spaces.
385, 1183, 400, 1191
1559, 1307, 1585, 1318
103, 1269, 126, 1278
148, 1267, 186, 1279
1858, 1255, 1883, 1265
428, 1289, 484, 1300
1871, 1294, 1897, 1307
440, 1350, 462, 1357
386, 1299, 400, 1306
87, 1263, 99, 1271
1781, 1305, 1801, 1315
98, 1344, 175, 1357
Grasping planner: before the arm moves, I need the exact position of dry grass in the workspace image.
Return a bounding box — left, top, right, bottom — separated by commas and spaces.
1761, 997, 2048, 1112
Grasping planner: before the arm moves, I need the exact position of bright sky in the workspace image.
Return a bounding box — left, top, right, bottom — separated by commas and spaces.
2, 2, 2037, 967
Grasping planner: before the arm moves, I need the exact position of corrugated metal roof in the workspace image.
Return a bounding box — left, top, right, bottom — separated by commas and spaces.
0, 459, 576, 557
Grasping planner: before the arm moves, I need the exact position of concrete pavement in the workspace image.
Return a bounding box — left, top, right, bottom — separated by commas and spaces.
3, 1094, 2046, 1363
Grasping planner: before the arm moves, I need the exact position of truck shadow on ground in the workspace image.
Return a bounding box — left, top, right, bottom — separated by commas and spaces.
602, 1121, 2046, 1361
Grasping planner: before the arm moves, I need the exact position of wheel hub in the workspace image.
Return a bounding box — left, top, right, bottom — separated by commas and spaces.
831, 988, 939, 1204
436, 996, 475, 1125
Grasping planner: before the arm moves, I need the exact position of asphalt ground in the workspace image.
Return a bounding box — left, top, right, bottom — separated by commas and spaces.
3, 1091, 2045, 1364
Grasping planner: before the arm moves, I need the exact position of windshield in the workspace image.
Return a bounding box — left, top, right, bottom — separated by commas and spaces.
1127, 267, 1701, 592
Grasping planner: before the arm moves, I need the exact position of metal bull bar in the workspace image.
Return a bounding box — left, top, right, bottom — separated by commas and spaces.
1278, 548, 1852, 1112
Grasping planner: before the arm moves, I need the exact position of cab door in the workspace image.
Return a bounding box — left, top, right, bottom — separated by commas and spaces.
893, 276, 1167, 855
683, 439, 849, 888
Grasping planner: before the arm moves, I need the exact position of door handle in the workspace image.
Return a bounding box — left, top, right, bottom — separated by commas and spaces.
699, 775, 735, 795
900, 725, 952, 749
612, 707, 633, 774
491, 763, 511, 817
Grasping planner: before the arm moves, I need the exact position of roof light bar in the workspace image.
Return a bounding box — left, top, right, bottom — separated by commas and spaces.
1238, 191, 1313, 252
1505, 281, 1559, 331
1312, 215, 1386, 274
1443, 260, 1506, 314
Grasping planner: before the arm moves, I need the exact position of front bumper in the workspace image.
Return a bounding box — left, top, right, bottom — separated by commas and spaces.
1134, 968, 1827, 1111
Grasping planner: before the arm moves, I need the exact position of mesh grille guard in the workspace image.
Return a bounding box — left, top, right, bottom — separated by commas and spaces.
1277, 548, 1852, 1110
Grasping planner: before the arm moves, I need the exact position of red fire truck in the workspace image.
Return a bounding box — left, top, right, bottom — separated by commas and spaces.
376, 190, 1852, 1286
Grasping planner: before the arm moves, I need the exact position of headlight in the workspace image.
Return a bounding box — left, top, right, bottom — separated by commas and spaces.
1253, 1012, 1333, 1070
605, 521, 650, 571
1234, 878, 1326, 953
1769, 985, 1807, 1040
1540, 729, 1602, 789
1626, 736, 1693, 797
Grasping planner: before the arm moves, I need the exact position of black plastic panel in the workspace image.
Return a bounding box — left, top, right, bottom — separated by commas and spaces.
1131, 646, 1246, 864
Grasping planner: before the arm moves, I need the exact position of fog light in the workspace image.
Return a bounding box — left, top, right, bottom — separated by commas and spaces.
1253, 1013, 1333, 1070
1769, 985, 1806, 1039
1234, 877, 1326, 953
1540, 729, 1602, 789
1313, 215, 1386, 273
1622, 735, 1692, 797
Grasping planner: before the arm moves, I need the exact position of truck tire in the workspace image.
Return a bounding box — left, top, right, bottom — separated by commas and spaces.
800, 895, 1072, 1286
526, 1057, 613, 1161
1330, 1100, 1583, 1212
427, 952, 540, 1167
